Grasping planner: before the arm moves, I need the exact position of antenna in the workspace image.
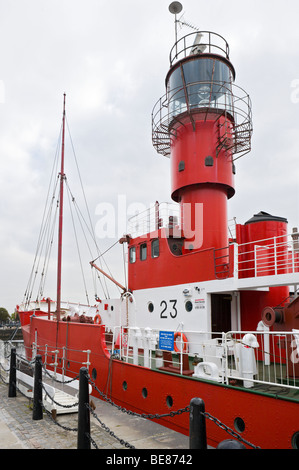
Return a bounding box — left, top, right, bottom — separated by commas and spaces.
169, 2, 183, 46
178, 17, 200, 32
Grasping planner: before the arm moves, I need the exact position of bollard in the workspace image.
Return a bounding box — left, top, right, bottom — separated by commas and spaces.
32, 355, 43, 420
189, 397, 207, 449
77, 367, 91, 449
8, 348, 16, 398
217, 439, 246, 449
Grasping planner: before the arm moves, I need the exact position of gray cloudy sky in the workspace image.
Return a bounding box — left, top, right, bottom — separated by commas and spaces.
0, 0, 299, 313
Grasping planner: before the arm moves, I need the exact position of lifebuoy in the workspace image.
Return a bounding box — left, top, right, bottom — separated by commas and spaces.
94, 314, 102, 325
174, 332, 188, 353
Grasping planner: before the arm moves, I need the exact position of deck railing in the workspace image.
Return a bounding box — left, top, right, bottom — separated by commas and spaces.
106, 326, 299, 393
215, 231, 299, 280
127, 202, 181, 239
236, 232, 299, 278
17, 300, 98, 316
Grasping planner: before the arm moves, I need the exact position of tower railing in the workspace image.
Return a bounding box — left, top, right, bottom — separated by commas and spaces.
169, 31, 230, 66
152, 80, 252, 159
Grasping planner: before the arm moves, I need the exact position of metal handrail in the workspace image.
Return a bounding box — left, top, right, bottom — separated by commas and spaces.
237, 232, 299, 277
152, 80, 252, 158
169, 31, 230, 66
107, 326, 299, 392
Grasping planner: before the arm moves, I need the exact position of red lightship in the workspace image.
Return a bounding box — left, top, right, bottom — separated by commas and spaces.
17, 5, 299, 449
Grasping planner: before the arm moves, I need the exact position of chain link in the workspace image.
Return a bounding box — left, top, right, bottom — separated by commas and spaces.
41, 382, 79, 409
43, 405, 78, 432
87, 372, 190, 419
87, 404, 135, 449
203, 412, 260, 449
42, 364, 80, 384
86, 370, 259, 449
86, 432, 98, 449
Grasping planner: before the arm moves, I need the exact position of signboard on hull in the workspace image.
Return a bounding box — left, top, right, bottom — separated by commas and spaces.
159, 331, 174, 351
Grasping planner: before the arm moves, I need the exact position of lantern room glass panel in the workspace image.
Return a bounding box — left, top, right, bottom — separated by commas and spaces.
167, 58, 234, 119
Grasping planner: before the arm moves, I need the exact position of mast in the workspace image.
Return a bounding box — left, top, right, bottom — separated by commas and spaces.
56, 93, 66, 321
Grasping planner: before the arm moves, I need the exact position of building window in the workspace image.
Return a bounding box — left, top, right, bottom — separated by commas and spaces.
140, 243, 147, 261
129, 246, 136, 263
151, 239, 159, 258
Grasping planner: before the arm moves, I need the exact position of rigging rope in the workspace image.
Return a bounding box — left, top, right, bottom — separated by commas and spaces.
66, 181, 90, 305
65, 117, 115, 299
36, 182, 60, 300
23, 112, 120, 308
64, 180, 111, 300
23, 127, 62, 308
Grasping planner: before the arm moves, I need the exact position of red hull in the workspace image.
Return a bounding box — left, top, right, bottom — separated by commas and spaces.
21, 315, 299, 449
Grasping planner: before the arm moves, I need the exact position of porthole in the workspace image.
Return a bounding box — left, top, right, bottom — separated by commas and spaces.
234, 417, 245, 433
292, 431, 299, 449
148, 302, 154, 313
92, 368, 97, 380
185, 300, 193, 312
142, 387, 148, 398
166, 395, 173, 408
122, 381, 128, 391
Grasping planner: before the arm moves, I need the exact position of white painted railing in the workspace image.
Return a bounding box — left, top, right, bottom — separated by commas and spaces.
106, 326, 299, 392
127, 204, 239, 241
17, 300, 98, 317
236, 232, 299, 278
127, 202, 181, 239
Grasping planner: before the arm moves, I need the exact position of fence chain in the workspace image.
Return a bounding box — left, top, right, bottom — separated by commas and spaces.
86, 432, 98, 449
42, 405, 78, 432
202, 411, 260, 449
87, 404, 135, 449
42, 364, 80, 384
41, 382, 79, 409
2, 347, 261, 450
0, 362, 10, 373
86, 370, 259, 449
87, 372, 190, 419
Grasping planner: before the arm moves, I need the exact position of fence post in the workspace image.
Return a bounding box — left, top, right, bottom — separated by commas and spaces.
217, 439, 246, 449
8, 348, 16, 398
77, 367, 90, 449
32, 355, 43, 420
189, 397, 207, 449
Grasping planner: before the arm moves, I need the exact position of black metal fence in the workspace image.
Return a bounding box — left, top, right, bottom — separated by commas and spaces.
2, 347, 259, 450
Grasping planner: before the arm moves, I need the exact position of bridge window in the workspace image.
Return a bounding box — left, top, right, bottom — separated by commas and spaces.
129, 246, 136, 263
151, 239, 159, 258
140, 243, 147, 261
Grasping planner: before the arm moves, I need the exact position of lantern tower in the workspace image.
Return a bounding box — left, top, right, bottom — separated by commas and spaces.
152, 10, 252, 255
